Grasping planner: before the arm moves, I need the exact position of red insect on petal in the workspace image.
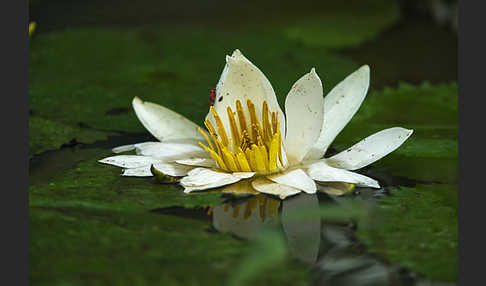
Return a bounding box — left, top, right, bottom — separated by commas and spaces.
208, 88, 216, 106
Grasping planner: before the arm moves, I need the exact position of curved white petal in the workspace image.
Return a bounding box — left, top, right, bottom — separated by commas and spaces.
208, 49, 286, 146
152, 162, 195, 177
304, 160, 380, 188
181, 167, 255, 193
112, 144, 138, 153
251, 177, 301, 199
98, 155, 161, 169
121, 166, 153, 177
285, 68, 324, 165
134, 141, 209, 160
281, 194, 321, 264
175, 158, 218, 168
304, 65, 370, 161
232, 172, 256, 179
326, 127, 414, 170
132, 96, 203, 142
267, 168, 316, 194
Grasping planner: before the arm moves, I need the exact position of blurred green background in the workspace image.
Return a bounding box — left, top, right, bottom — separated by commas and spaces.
29, 0, 458, 285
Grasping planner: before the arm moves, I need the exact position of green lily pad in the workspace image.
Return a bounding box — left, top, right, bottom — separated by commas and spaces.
356, 184, 458, 282
283, 0, 400, 49
29, 116, 111, 158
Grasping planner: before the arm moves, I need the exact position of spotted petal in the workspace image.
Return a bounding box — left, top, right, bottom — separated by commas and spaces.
304, 65, 370, 161
134, 141, 209, 160
98, 155, 161, 169
132, 96, 203, 142
326, 127, 414, 170
285, 68, 324, 165
121, 166, 153, 177
208, 49, 286, 145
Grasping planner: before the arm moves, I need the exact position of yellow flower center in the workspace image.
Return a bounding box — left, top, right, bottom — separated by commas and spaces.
198, 99, 284, 175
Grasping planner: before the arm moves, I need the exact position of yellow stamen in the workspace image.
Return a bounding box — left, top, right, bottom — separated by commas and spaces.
247, 99, 263, 142
199, 99, 284, 175
204, 119, 221, 155
276, 120, 283, 164
251, 144, 266, 172
271, 111, 278, 134
226, 106, 240, 150
197, 127, 214, 151
240, 130, 251, 151
236, 150, 252, 172
259, 144, 269, 170
245, 148, 257, 171
262, 101, 272, 144
236, 100, 249, 135
198, 142, 228, 171
268, 134, 279, 172
210, 106, 229, 147
222, 147, 239, 172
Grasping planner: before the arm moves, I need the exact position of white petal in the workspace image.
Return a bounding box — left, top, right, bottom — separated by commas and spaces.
232, 172, 256, 179
175, 158, 218, 168
134, 141, 209, 160
208, 49, 286, 147
112, 144, 136, 153
132, 96, 203, 142
151, 162, 195, 177
304, 65, 370, 161
281, 194, 321, 264
326, 127, 414, 170
121, 166, 153, 177
285, 68, 324, 165
98, 155, 161, 169
304, 160, 380, 188
181, 168, 254, 192
267, 168, 316, 194
251, 178, 302, 199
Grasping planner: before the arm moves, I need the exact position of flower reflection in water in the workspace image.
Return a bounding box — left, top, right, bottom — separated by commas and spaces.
211, 193, 415, 286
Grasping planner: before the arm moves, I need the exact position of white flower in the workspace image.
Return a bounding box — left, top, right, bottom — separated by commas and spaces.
99, 49, 413, 199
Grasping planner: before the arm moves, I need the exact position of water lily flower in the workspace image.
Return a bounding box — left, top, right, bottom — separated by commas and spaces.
99, 49, 413, 199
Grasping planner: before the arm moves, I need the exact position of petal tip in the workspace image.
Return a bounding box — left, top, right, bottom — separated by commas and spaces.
132, 96, 144, 109
232, 49, 242, 56
360, 64, 370, 73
